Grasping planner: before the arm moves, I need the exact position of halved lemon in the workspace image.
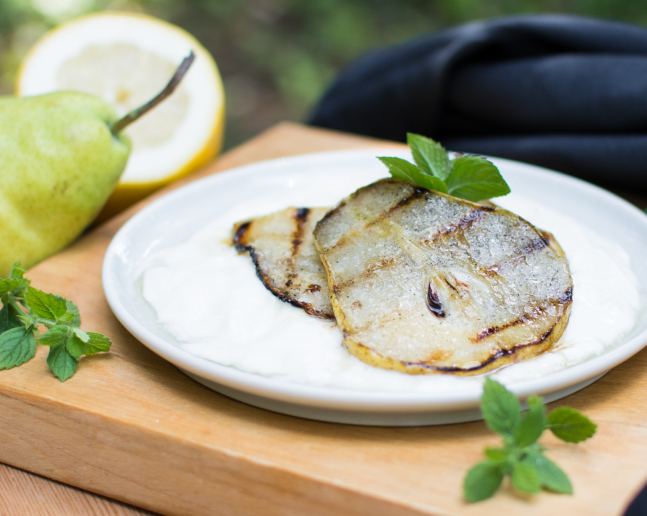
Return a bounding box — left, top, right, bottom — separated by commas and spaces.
16, 11, 225, 222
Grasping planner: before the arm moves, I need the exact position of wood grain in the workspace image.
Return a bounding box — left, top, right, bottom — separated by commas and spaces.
0, 122, 645, 516
0, 463, 156, 515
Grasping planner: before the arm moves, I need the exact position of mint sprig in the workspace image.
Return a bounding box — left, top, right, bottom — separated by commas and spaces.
379, 133, 511, 202
464, 378, 596, 502
0, 261, 111, 381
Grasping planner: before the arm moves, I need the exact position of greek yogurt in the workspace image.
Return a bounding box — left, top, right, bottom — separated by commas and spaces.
139, 182, 643, 392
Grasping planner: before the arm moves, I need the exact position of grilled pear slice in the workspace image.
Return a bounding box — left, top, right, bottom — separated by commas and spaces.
233, 207, 334, 318
313, 179, 573, 375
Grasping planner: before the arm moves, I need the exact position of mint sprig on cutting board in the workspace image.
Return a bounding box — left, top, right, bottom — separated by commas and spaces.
0, 261, 111, 381
379, 133, 511, 202
464, 378, 597, 502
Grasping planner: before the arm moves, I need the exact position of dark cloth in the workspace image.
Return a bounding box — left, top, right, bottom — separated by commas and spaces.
309, 15, 647, 191
626, 485, 647, 516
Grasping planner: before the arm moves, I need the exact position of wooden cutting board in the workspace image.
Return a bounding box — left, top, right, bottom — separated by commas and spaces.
1, 122, 646, 516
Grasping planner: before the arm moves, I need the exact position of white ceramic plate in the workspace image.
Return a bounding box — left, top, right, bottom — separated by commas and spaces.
103, 149, 647, 426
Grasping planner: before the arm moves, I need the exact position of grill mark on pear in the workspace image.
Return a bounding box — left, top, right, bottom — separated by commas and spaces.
327, 200, 550, 282
347, 324, 559, 374
323, 187, 428, 253
421, 208, 488, 245
233, 221, 252, 251
233, 207, 334, 319
474, 288, 572, 342
329, 229, 556, 295
411, 326, 557, 373
291, 208, 310, 257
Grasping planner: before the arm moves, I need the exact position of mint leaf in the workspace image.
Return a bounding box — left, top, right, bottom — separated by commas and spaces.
26, 287, 68, 322
9, 262, 27, 282
37, 325, 70, 347
481, 378, 520, 437
407, 133, 451, 181
65, 300, 81, 327
0, 279, 24, 296
47, 343, 78, 381
16, 313, 35, 328
7, 263, 30, 293
514, 395, 546, 447
0, 327, 36, 369
526, 450, 573, 494
463, 460, 506, 502
58, 313, 75, 324
0, 269, 110, 381
446, 156, 511, 202
0, 300, 23, 333
72, 327, 89, 343
85, 332, 112, 355
511, 460, 541, 493
467, 380, 594, 501
547, 407, 597, 443
378, 135, 511, 202
378, 157, 448, 193
485, 447, 510, 461
66, 335, 86, 360
60, 332, 111, 358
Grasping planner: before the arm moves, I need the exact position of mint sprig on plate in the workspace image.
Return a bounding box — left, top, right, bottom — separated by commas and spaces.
464, 378, 596, 502
0, 261, 111, 381
379, 133, 511, 202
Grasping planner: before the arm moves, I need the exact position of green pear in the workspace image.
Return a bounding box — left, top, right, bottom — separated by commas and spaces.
0, 92, 130, 276
0, 52, 195, 277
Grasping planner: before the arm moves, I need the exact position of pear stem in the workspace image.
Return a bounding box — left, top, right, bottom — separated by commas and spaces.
110, 51, 195, 135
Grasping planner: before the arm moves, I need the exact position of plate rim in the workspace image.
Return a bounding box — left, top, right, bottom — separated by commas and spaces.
102, 148, 647, 413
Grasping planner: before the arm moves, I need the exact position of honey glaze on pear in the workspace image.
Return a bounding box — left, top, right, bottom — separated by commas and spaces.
313, 179, 574, 375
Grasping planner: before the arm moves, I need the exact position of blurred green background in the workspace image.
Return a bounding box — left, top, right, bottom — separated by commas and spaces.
2, 0, 646, 150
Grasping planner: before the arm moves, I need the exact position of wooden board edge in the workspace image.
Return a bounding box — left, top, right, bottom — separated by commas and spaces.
0, 386, 435, 516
